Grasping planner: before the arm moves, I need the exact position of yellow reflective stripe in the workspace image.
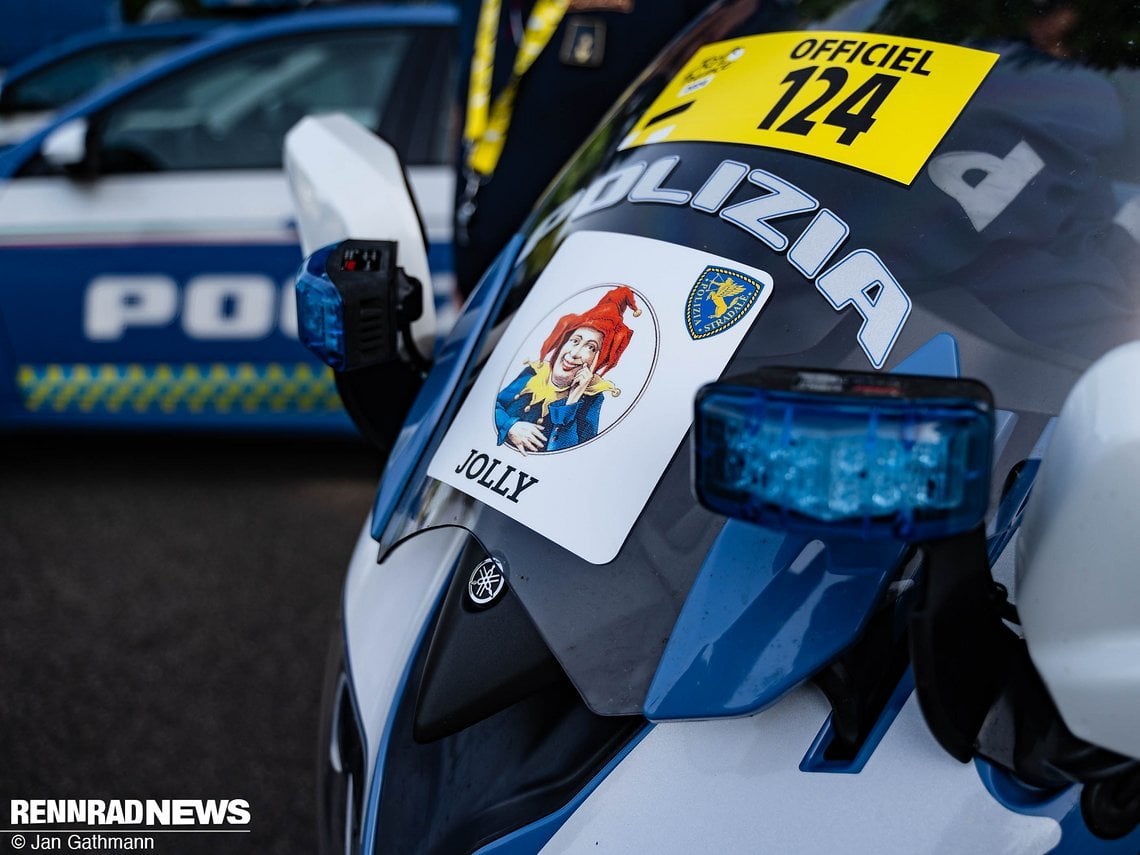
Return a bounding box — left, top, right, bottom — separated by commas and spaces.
15, 363, 342, 415
465, 0, 569, 178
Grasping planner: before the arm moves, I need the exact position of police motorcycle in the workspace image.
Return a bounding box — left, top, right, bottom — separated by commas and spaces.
285, 1, 1140, 851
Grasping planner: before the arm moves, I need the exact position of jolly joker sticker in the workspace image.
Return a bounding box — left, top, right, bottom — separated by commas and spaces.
494, 283, 658, 455
428, 231, 773, 565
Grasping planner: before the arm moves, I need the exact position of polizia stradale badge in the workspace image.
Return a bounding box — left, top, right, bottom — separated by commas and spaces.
686, 266, 765, 340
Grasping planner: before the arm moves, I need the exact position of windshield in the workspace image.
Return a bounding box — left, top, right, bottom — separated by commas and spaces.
389, 0, 1140, 716
0, 39, 191, 114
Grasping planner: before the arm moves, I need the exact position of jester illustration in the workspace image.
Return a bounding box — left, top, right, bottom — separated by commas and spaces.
496, 285, 641, 453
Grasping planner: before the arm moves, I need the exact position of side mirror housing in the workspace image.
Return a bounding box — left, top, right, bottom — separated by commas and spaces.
284, 113, 435, 357
296, 239, 424, 372
1017, 340, 1140, 761
40, 117, 89, 170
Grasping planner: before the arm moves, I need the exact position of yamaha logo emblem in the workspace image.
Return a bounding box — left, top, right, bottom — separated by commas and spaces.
467, 558, 507, 608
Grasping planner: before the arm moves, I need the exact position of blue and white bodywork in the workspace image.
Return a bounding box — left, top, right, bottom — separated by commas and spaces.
0, 5, 457, 432
297, 1, 1140, 852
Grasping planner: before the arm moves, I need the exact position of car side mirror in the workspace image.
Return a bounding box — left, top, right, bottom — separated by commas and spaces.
1017, 340, 1140, 761
40, 117, 89, 171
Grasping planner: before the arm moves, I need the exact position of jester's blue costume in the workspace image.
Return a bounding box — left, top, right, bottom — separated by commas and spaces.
495, 285, 640, 452
495, 361, 609, 452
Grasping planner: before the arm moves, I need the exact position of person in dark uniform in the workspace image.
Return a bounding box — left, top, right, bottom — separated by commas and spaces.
455, 0, 716, 297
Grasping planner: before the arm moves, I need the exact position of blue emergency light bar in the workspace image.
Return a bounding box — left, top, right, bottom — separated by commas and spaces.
295, 239, 421, 372
295, 243, 345, 369
693, 368, 994, 541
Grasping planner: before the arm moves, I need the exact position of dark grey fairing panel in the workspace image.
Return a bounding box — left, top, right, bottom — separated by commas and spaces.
383, 0, 1140, 715
463, 446, 724, 713
376, 527, 644, 854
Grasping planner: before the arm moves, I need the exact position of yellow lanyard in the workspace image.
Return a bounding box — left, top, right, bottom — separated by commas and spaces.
464, 0, 570, 178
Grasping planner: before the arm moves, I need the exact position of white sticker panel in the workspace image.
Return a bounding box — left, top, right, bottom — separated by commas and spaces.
427, 231, 773, 564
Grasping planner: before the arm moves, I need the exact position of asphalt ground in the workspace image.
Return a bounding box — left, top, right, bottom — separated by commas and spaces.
0, 431, 383, 853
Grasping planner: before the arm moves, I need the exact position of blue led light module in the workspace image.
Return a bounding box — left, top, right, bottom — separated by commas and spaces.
693, 368, 994, 541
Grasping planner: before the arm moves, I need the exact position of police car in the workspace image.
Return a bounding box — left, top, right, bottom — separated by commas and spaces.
0, 4, 457, 432
288, 0, 1140, 851
0, 19, 222, 149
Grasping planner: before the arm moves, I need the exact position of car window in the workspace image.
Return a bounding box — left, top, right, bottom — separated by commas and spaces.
0, 40, 188, 114
94, 29, 414, 173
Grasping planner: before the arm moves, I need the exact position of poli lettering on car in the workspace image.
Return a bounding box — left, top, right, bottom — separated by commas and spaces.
0, 4, 457, 431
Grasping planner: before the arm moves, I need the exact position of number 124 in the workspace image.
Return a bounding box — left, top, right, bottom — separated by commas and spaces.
759, 66, 900, 145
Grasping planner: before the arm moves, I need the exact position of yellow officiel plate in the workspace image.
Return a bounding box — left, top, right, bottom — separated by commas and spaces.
619, 31, 999, 185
